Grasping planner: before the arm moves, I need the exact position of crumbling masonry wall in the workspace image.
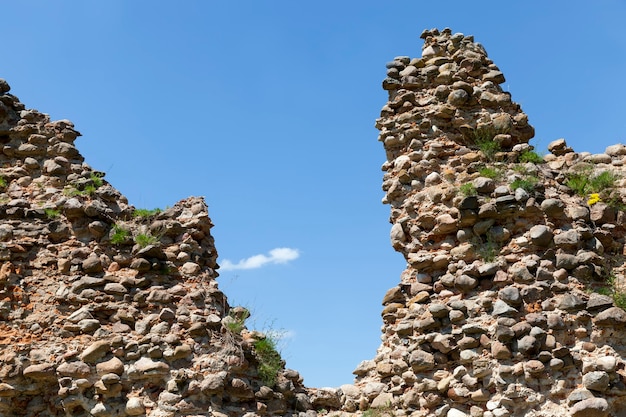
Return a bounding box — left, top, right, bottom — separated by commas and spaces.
347, 28, 626, 417
3, 27, 626, 417
0, 79, 311, 416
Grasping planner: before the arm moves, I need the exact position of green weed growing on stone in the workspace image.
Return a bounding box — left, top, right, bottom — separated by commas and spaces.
63, 173, 104, 197
224, 309, 250, 335
476, 140, 500, 161
90, 172, 104, 188
605, 194, 626, 212
592, 171, 619, 191
471, 127, 503, 161
511, 176, 538, 193
133, 208, 162, 218
363, 402, 393, 417
512, 164, 530, 175
476, 235, 499, 263
63, 186, 81, 197
0, 176, 6, 190
460, 183, 477, 197
134, 232, 159, 248
44, 208, 60, 219
83, 184, 97, 195
566, 166, 618, 196
111, 225, 130, 245
519, 149, 544, 164
64, 184, 96, 197
566, 176, 588, 196
614, 292, 626, 310
601, 273, 626, 310
478, 166, 501, 179
253, 335, 283, 387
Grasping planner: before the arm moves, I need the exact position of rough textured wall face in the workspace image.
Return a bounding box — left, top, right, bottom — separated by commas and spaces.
5, 27, 626, 417
0, 81, 311, 416
351, 28, 626, 417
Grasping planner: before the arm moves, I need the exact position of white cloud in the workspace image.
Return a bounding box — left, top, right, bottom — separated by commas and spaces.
220, 247, 300, 271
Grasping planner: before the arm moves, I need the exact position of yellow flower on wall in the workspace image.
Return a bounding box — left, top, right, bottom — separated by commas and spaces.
587, 193, 601, 206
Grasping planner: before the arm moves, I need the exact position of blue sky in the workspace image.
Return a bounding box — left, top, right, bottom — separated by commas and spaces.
4, 1, 626, 388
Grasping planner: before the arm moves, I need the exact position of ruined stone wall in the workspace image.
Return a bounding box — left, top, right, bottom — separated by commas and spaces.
4, 27, 626, 417
345, 28, 626, 417
0, 81, 311, 416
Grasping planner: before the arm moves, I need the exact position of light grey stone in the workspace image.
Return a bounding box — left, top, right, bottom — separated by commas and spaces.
540, 198, 565, 217
498, 286, 521, 306
555, 253, 578, 270
181, 261, 201, 275
429, 303, 450, 318
78, 319, 100, 333
509, 263, 533, 283
80, 340, 111, 363
583, 371, 610, 392
448, 89, 469, 106
363, 381, 386, 399
491, 299, 517, 316
455, 274, 478, 292
390, 223, 405, 247
409, 349, 435, 372
570, 397, 609, 417
553, 229, 581, 248
483, 70, 505, 84
478, 262, 499, 276
57, 361, 90, 378
125, 397, 145, 416
517, 335, 538, 356
425, 171, 442, 186
595, 307, 626, 326
128, 357, 170, 379
567, 388, 595, 405
606, 144, 626, 156
557, 293, 586, 312
103, 282, 127, 295
67, 307, 94, 324
529, 225, 553, 246
514, 187, 529, 201
371, 392, 394, 409
494, 185, 510, 197
584, 153, 612, 164
473, 177, 495, 193
200, 371, 227, 394
90, 403, 111, 417
23, 363, 55, 380
447, 408, 469, 417
596, 356, 617, 372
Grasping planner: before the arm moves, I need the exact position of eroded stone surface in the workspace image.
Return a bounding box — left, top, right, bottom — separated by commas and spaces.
349, 27, 626, 417
0, 79, 309, 416
4, 27, 626, 417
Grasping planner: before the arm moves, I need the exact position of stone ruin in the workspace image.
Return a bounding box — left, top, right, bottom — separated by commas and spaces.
0, 81, 311, 415
349, 28, 626, 417
2, 27, 626, 417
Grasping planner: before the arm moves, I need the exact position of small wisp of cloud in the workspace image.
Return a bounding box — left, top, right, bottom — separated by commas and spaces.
220, 247, 300, 271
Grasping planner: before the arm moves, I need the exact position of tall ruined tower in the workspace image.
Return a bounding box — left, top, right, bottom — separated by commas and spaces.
348, 28, 626, 417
